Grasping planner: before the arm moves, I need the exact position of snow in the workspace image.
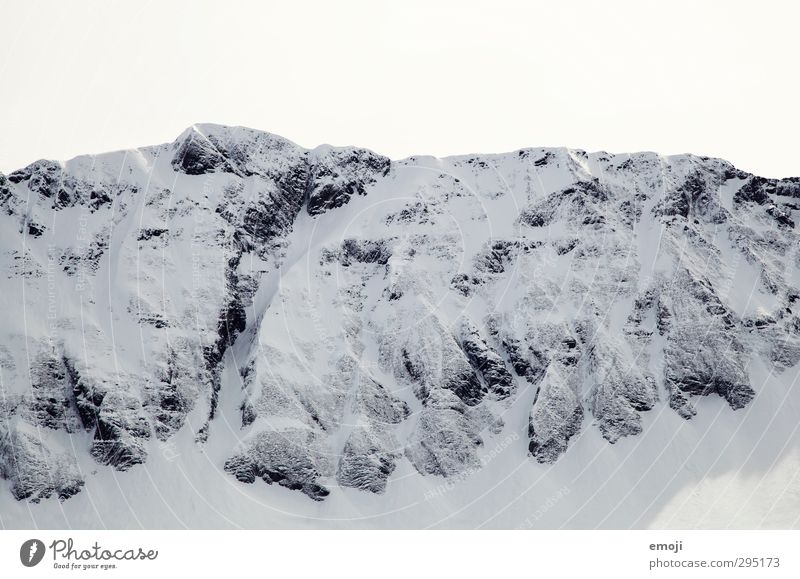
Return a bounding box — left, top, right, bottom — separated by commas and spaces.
1, 125, 799, 528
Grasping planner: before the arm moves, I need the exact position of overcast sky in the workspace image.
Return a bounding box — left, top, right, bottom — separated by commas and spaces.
1, 0, 797, 177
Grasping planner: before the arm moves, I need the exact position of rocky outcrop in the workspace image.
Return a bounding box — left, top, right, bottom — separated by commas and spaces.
458, 318, 514, 400
0, 424, 84, 502
224, 429, 331, 500
519, 179, 611, 228
337, 426, 400, 494
528, 332, 584, 463
306, 147, 390, 215
586, 328, 657, 443
405, 389, 497, 476
90, 391, 151, 470
658, 270, 754, 418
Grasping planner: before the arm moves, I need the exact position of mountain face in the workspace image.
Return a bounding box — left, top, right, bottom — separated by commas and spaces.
1, 124, 799, 524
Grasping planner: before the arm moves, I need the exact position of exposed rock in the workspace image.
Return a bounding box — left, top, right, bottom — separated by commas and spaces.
337, 426, 400, 493
528, 336, 584, 464
0, 424, 84, 503
90, 391, 151, 470
224, 429, 330, 500
655, 171, 727, 223
23, 351, 82, 432
405, 389, 488, 476
658, 270, 754, 418
586, 329, 657, 443
171, 129, 234, 175
520, 179, 610, 228
306, 147, 390, 215
458, 318, 514, 399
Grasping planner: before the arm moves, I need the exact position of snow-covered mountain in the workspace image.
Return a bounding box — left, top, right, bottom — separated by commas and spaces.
2, 124, 799, 528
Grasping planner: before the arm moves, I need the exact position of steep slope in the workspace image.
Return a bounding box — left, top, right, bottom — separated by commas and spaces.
1, 125, 799, 527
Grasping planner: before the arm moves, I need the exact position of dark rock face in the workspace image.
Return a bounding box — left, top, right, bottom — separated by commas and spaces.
337, 427, 399, 494
766, 204, 795, 228
224, 430, 330, 500
172, 131, 234, 175
0, 173, 11, 209
24, 352, 81, 432
60, 231, 109, 276
340, 238, 393, 266
655, 171, 728, 223
0, 426, 84, 502
474, 239, 541, 276
27, 222, 45, 237
306, 147, 390, 215
528, 330, 585, 464
219, 168, 309, 256
388, 308, 487, 408
6, 160, 126, 212
587, 330, 657, 443
137, 227, 168, 241
336, 368, 410, 493
774, 177, 800, 199
458, 319, 514, 399
64, 358, 107, 430
736, 175, 800, 204
90, 392, 151, 470
656, 270, 754, 418
8, 160, 63, 197
736, 176, 773, 205
520, 179, 610, 228
735, 176, 800, 228
201, 255, 248, 428
145, 343, 205, 440
405, 389, 488, 476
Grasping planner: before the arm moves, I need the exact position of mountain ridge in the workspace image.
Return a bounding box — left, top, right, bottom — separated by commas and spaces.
1, 124, 799, 528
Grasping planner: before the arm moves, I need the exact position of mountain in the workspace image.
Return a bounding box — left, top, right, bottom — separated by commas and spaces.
1, 124, 799, 528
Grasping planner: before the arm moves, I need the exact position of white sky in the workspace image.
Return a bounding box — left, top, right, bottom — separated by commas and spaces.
0, 0, 797, 177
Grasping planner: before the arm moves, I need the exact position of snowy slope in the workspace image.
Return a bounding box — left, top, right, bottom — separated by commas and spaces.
1, 124, 799, 528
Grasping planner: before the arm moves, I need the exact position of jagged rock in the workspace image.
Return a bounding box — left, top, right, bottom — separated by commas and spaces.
353, 374, 410, 425
0, 424, 84, 503
59, 231, 109, 276
306, 147, 390, 215
474, 239, 541, 276
766, 204, 795, 228
335, 363, 410, 492
587, 330, 657, 443
337, 426, 400, 493
23, 351, 82, 432
90, 392, 151, 470
405, 389, 487, 476
736, 176, 779, 205
172, 129, 234, 175
659, 271, 754, 418
339, 238, 393, 266
137, 227, 168, 241
458, 318, 514, 399
8, 159, 63, 197
145, 342, 206, 440
63, 357, 107, 430
528, 339, 584, 464
519, 179, 610, 228
224, 429, 330, 500
655, 171, 727, 223
388, 307, 484, 406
